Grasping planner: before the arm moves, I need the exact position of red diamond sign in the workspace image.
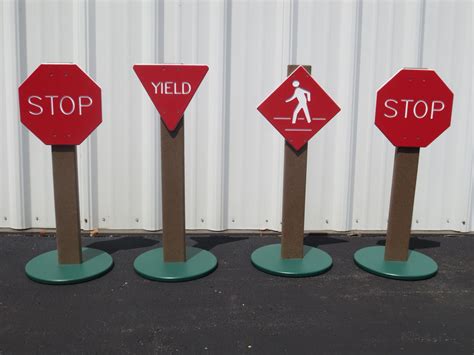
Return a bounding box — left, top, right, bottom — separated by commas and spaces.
257, 66, 341, 151
133, 64, 208, 131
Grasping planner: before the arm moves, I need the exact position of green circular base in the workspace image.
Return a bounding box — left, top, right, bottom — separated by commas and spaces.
133, 247, 217, 282
251, 244, 332, 277
354, 246, 438, 280
25, 248, 113, 285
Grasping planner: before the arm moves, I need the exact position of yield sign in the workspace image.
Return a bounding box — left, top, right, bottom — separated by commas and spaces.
133, 64, 208, 131
258, 66, 340, 151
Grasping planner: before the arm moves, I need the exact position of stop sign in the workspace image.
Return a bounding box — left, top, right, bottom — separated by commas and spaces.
19, 64, 102, 145
375, 68, 453, 147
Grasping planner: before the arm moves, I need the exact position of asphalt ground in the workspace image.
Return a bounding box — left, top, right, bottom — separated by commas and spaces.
0, 233, 472, 354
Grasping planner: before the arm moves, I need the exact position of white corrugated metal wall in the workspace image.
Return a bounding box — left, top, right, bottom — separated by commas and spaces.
0, 0, 472, 232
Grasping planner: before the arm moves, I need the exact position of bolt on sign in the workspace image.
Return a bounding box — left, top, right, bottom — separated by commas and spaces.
257, 66, 341, 151
375, 68, 454, 147
18, 64, 102, 145
133, 64, 209, 131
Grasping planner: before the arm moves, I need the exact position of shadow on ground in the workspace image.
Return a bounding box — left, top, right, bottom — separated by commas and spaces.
304, 233, 349, 247
86, 236, 159, 254
190, 235, 249, 251
376, 236, 441, 250
0, 234, 472, 353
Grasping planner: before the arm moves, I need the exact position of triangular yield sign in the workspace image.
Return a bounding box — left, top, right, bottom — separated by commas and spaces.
133, 64, 209, 131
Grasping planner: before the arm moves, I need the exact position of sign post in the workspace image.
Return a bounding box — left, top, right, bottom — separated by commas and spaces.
133, 64, 217, 282
20, 63, 113, 284
354, 68, 453, 280
251, 65, 340, 277
160, 119, 186, 262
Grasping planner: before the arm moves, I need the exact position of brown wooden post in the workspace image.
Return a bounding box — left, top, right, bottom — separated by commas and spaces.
384, 147, 420, 261
160, 119, 186, 262
281, 64, 311, 259
51, 145, 82, 264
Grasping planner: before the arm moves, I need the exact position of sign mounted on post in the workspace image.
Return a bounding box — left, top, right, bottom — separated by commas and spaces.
375, 68, 454, 147
18, 64, 102, 145
20, 63, 113, 285
133, 63, 216, 282
354, 68, 454, 281
251, 65, 335, 278
133, 64, 209, 131
257, 66, 340, 151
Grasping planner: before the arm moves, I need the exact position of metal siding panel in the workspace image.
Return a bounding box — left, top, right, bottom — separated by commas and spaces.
351, 0, 424, 231
415, 0, 473, 232
94, 0, 158, 229
226, 0, 290, 231
21, 0, 87, 229
295, 0, 359, 231
0, 0, 25, 229
165, 1, 228, 230
75, 0, 97, 232
0, 0, 472, 232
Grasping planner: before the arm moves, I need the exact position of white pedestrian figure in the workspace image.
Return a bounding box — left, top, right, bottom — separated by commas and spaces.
285, 80, 311, 124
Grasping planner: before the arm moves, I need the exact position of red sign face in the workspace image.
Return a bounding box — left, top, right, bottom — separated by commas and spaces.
18, 64, 102, 145
133, 64, 208, 131
375, 68, 454, 147
257, 66, 341, 151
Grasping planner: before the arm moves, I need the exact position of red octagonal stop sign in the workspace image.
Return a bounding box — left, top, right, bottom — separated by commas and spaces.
375, 68, 454, 147
19, 64, 102, 145
258, 66, 340, 151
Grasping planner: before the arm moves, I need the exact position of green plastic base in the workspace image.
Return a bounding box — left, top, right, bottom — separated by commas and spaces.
25, 248, 114, 285
354, 246, 438, 280
133, 247, 217, 282
251, 244, 332, 277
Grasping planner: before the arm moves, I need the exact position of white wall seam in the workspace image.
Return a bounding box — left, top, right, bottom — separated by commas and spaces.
417, 0, 426, 67
220, 0, 232, 231
14, 0, 28, 228
345, 0, 363, 231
